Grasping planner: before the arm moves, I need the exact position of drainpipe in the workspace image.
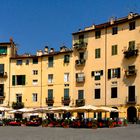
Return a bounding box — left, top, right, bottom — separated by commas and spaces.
104, 26, 107, 118
40, 56, 42, 108
8, 58, 11, 107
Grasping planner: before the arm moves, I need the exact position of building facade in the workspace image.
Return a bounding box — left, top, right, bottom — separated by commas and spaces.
1, 13, 140, 122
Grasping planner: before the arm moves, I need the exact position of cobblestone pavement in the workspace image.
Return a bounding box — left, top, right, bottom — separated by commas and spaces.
0, 124, 140, 140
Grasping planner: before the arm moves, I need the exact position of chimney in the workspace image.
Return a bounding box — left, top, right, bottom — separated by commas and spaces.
60, 45, 67, 52
36, 50, 43, 56
110, 17, 116, 25
128, 12, 134, 19
50, 48, 54, 53
44, 46, 49, 54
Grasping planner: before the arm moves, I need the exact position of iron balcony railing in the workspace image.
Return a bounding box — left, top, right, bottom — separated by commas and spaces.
123, 49, 138, 58
76, 99, 85, 107
75, 59, 86, 66
125, 69, 137, 77
126, 96, 137, 104
61, 97, 71, 105
73, 42, 87, 50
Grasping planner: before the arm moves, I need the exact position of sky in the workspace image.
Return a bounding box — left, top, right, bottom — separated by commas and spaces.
0, 0, 140, 55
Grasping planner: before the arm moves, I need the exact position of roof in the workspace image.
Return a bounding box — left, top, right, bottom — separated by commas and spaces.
10, 50, 73, 59
72, 13, 140, 35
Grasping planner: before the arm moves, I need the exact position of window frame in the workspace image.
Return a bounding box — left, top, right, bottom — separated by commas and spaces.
112, 45, 118, 55
111, 87, 117, 98
95, 48, 101, 58
129, 21, 135, 30
95, 89, 101, 99
32, 93, 38, 102
112, 26, 118, 35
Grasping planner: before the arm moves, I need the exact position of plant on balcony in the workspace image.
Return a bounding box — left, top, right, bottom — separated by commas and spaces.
12, 102, 24, 109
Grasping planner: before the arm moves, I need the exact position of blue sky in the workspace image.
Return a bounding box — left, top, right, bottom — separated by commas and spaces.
0, 0, 140, 54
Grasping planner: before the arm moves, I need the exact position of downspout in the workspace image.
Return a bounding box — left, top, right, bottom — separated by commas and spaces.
105, 27, 107, 107
40, 56, 42, 108
8, 58, 11, 107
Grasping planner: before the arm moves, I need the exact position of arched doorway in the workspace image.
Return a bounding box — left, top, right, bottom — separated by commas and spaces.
110, 107, 119, 119
127, 106, 137, 123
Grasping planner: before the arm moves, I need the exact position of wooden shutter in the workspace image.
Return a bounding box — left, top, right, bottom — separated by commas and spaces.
22, 75, 26, 85
117, 68, 120, 78
100, 70, 103, 76
12, 75, 16, 86
108, 69, 111, 79
91, 71, 94, 77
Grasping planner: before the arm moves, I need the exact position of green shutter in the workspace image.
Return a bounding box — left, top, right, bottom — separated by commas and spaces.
12, 75, 15, 86
22, 75, 26, 85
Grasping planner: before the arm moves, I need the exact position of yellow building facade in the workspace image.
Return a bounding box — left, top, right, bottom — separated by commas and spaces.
1, 13, 140, 122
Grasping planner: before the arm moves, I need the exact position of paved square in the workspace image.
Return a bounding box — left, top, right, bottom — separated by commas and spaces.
0, 124, 140, 140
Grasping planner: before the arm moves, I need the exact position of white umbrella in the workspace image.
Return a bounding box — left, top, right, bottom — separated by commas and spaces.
32, 107, 49, 113
97, 106, 119, 112
8, 108, 35, 114
0, 106, 11, 112
69, 105, 99, 112
50, 106, 73, 112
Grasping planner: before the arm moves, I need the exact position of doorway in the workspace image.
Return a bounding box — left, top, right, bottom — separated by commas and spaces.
127, 106, 137, 123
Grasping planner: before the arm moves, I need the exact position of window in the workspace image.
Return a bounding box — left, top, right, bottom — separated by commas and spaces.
0, 84, 4, 97
33, 58, 38, 64
112, 26, 118, 35
111, 87, 117, 98
48, 89, 53, 100
0, 46, 7, 54
91, 70, 103, 81
64, 73, 69, 82
95, 48, 101, 58
32, 93, 37, 102
26, 59, 29, 65
16, 60, 22, 65
95, 30, 101, 39
95, 89, 100, 99
64, 55, 70, 63
128, 86, 135, 102
112, 45, 117, 55
48, 74, 53, 83
0, 64, 4, 76
128, 41, 135, 50
48, 56, 53, 67
16, 94, 22, 103
0, 100, 3, 104
33, 70, 38, 75
108, 68, 120, 79
76, 73, 85, 82
79, 52, 84, 60
64, 88, 69, 99
94, 71, 101, 80
78, 90, 84, 99
33, 80, 38, 85
129, 21, 135, 30
12, 75, 26, 86
79, 34, 84, 43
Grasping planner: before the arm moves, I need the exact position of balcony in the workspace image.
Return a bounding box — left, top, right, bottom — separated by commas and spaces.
126, 96, 136, 104
46, 98, 54, 106
123, 49, 138, 58
75, 59, 85, 66
0, 95, 5, 100
61, 97, 70, 106
125, 69, 136, 77
73, 42, 87, 50
0, 72, 7, 78
76, 76, 85, 83
76, 99, 85, 107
